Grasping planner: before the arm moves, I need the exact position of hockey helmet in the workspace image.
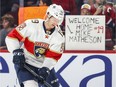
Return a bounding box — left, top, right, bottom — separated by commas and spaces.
46, 4, 64, 25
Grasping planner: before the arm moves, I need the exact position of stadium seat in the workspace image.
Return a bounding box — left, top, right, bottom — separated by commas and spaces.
18, 6, 48, 24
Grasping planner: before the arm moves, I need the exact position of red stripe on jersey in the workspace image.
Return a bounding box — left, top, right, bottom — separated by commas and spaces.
24, 38, 34, 54
45, 50, 62, 61
7, 28, 24, 41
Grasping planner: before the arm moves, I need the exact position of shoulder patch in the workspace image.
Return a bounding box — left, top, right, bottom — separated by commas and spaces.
17, 23, 26, 31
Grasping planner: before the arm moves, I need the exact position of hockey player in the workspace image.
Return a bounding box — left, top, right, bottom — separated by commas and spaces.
90, 0, 115, 26
5, 4, 64, 87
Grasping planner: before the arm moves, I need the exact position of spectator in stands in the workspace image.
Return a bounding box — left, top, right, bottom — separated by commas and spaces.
90, 0, 115, 25
39, 0, 52, 6
8, 0, 19, 26
24, 0, 38, 6
90, 0, 116, 50
81, 4, 91, 15
11, 0, 19, 12
1, 0, 12, 17
87, 0, 94, 5
1, 0, 19, 27
75, 0, 93, 14
0, 14, 15, 50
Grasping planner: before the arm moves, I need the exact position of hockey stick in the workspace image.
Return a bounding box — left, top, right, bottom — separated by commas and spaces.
24, 64, 52, 87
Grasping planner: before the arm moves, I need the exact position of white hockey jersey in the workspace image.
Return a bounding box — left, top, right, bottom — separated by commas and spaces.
5, 19, 65, 69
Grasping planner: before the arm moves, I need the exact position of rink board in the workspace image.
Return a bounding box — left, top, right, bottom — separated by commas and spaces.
0, 52, 116, 87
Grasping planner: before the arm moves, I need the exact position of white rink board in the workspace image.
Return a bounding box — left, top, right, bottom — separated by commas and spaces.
65, 15, 105, 50
0, 53, 20, 87
0, 53, 116, 87
55, 53, 116, 87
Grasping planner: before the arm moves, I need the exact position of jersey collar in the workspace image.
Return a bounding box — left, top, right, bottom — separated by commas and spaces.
43, 21, 55, 35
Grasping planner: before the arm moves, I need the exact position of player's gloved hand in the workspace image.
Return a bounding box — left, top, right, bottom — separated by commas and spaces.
13, 49, 25, 69
38, 67, 50, 84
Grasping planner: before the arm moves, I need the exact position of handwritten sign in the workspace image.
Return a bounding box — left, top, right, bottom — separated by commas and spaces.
65, 15, 105, 50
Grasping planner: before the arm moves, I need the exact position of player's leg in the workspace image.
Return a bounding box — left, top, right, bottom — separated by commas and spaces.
46, 68, 59, 87
14, 64, 38, 87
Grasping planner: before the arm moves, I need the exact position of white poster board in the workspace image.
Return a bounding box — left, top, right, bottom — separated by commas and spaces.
65, 15, 105, 50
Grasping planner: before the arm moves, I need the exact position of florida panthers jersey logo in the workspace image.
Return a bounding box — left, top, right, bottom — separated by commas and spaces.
34, 42, 49, 58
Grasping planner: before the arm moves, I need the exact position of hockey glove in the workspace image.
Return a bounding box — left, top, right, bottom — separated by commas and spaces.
38, 67, 50, 84
13, 49, 25, 69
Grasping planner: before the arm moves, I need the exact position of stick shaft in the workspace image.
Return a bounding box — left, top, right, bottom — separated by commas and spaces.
24, 64, 52, 87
